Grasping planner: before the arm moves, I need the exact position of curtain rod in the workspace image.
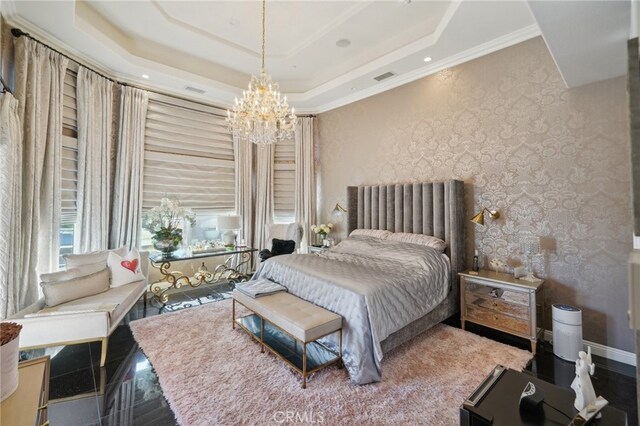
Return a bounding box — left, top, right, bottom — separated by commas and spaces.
10, 28, 316, 118
11, 28, 122, 86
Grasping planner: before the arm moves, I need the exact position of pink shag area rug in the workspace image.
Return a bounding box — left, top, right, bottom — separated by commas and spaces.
130, 299, 531, 425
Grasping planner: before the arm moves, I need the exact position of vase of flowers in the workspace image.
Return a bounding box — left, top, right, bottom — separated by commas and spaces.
143, 197, 195, 256
310, 223, 334, 246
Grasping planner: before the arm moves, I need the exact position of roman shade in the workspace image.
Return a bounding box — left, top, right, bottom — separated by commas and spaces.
143, 93, 235, 212
274, 136, 295, 220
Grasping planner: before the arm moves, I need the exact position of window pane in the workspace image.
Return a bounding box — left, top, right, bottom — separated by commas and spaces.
59, 224, 75, 268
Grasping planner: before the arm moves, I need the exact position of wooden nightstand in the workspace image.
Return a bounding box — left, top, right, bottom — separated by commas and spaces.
459, 270, 544, 354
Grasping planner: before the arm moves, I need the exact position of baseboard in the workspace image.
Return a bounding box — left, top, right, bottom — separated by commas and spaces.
543, 330, 637, 367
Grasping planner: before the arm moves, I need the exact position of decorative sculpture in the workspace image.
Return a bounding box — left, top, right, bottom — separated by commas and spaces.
571, 346, 597, 412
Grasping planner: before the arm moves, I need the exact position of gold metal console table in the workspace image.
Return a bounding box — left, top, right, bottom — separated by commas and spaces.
149, 247, 257, 304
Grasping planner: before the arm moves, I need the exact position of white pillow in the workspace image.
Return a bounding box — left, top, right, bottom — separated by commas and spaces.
349, 229, 393, 240
64, 246, 127, 269
40, 262, 105, 283
107, 248, 145, 288
41, 268, 110, 307
387, 233, 448, 252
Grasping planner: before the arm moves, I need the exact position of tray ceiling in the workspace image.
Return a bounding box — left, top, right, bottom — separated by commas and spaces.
3, 1, 546, 112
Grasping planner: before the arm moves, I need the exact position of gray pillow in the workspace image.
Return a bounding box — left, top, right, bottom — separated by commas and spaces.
387, 233, 448, 252
41, 268, 110, 307
349, 229, 393, 240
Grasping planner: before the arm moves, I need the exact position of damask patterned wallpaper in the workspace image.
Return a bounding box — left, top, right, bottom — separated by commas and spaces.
317, 37, 634, 352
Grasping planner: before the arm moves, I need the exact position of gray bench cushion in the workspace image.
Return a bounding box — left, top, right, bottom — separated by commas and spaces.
233, 290, 341, 342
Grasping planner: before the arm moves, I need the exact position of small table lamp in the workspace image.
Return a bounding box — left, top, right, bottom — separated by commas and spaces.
217, 215, 242, 246
520, 236, 543, 283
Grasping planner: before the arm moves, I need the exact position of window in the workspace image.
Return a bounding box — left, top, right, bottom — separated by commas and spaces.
273, 136, 295, 223
60, 66, 79, 265
142, 93, 236, 245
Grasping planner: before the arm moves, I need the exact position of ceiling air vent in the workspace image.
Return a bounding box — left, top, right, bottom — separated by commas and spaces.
185, 86, 206, 94
373, 71, 396, 82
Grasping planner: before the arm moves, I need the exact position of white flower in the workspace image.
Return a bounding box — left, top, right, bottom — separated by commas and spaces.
310, 223, 333, 235
142, 196, 196, 234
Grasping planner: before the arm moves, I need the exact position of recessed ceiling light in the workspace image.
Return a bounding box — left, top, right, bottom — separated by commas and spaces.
142, 74, 149, 79
350, 87, 356, 91
336, 39, 351, 48
229, 18, 239, 26
424, 57, 432, 63
292, 65, 297, 69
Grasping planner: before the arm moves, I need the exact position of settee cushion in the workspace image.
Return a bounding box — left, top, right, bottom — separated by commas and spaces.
69, 280, 146, 322
64, 246, 127, 269
41, 268, 110, 307
108, 248, 145, 288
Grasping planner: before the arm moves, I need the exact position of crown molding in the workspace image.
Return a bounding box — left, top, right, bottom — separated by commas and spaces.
298, 0, 461, 102
153, 0, 374, 60
313, 23, 541, 114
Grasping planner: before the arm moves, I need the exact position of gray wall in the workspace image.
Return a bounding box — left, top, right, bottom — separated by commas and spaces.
317, 37, 634, 352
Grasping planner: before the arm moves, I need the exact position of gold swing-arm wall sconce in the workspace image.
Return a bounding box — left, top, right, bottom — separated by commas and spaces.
470, 208, 500, 226
333, 203, 347, 214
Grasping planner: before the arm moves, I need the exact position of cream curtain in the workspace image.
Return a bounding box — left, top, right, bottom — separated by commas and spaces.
0, 92, 23, 318
111, 86, 149, 249
294, 117, 316, 250
13, 37, 68, 310
253, 145, 274, 251
76, 67, 114, 252
234, 135, 254, 249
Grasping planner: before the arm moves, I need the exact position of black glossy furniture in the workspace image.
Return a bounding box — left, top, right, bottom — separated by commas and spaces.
461, 365, 627, 425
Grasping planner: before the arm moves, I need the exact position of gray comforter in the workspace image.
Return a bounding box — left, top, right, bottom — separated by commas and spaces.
252, 235, 450, 384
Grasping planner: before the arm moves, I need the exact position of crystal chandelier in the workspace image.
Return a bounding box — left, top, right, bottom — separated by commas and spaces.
227, 0, 297, 145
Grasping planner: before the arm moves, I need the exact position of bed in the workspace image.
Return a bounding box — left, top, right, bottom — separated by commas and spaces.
253, 180, 465, 384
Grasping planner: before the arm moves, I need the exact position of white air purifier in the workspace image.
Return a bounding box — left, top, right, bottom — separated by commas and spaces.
552, 304, 583, 361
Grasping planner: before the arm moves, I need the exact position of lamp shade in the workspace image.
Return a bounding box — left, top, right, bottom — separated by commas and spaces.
217, 215, 242, 230
470, 208, 500, 226
470, 209, 485, 226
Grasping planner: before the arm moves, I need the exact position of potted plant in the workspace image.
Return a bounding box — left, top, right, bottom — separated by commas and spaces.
143, 197, 196, 256
1, 322, 22, 401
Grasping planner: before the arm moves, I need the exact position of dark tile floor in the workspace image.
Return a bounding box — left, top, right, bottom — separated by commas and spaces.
22, 286, 637, 426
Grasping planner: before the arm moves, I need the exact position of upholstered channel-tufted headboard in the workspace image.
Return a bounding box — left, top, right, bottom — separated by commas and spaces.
346, 180, 465, 288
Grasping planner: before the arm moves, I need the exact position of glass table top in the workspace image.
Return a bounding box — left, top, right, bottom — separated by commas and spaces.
149, 246, 257, 263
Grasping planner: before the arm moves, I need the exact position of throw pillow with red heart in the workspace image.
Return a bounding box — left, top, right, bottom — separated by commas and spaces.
107, 248, 145, 288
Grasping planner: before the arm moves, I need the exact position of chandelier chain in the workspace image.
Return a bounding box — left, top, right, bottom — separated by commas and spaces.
261, 0, 266, 74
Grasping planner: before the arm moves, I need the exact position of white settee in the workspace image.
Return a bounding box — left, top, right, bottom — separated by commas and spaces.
5, 250, 148, 367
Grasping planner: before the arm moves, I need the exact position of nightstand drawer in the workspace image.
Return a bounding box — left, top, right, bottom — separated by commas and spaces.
466, 293, 529, 319
466, 305, 529, 335
465, 281, 528, 304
